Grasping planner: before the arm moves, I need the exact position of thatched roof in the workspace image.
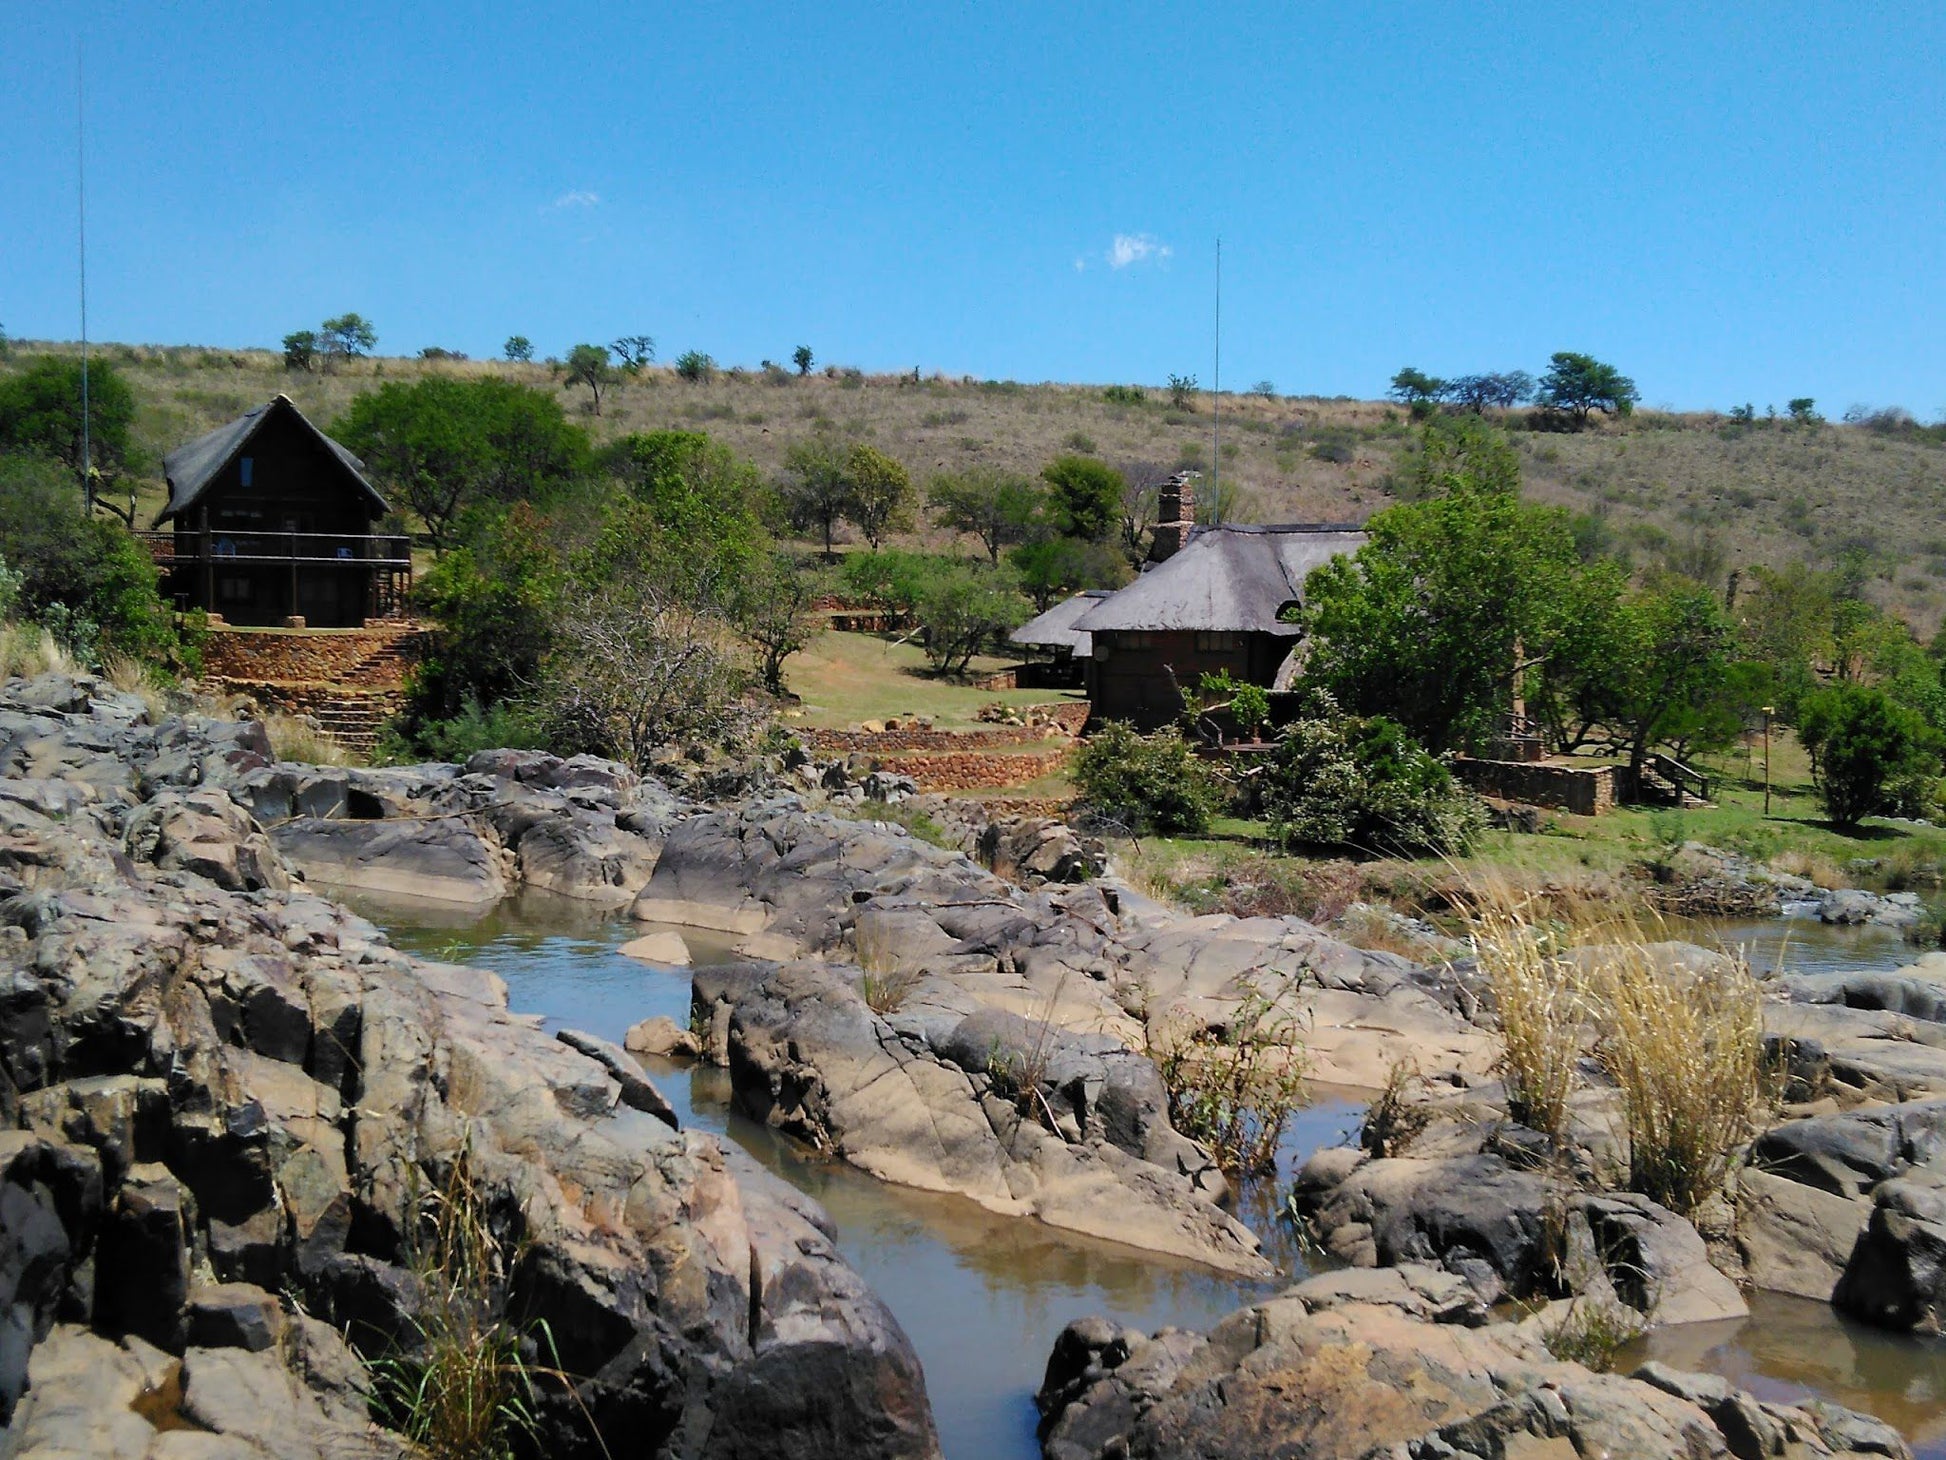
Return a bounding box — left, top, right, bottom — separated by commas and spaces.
157, 395, 387, 526
1010, 589, 1110, 657
1074, 524, 1365, 635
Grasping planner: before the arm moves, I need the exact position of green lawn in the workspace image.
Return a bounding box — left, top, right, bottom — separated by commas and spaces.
1111, 729, 1946, 918
782, 630, 1085, 731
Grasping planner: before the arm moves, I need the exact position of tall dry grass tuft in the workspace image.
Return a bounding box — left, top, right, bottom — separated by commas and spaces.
1583, 935, 1765, 1217
103, 653, 167, 722
1469, 893, 1586, 1148
0, 624, 78, 681
852, 914, 923, 1014
263, 713, 357, 767
1465, 880, 1767, 1216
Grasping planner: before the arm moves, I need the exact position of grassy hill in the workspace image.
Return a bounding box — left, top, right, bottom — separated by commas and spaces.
12, 339, 1946, 630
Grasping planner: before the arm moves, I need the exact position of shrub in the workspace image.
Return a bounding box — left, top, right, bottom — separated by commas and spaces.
1798, 683, 1937, 826
839, 549, 946, 619
1155, 992, 1308, 1177
674, 350, 716, 383
1071, 722, 1220, 835
1262, 700, 1486, 856
1101, 385, 1145, 406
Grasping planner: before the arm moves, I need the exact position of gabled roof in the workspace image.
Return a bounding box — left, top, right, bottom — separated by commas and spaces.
156, 394, 388, 526
1010, 589, 1110, 657
1073, 523, 1366, 636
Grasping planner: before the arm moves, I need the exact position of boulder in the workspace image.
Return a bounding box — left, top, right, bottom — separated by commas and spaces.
122, 788, 288, 893
625, 1015, 701, 1059
269, 815, 507, 905
1835, 1168, 1946, 1333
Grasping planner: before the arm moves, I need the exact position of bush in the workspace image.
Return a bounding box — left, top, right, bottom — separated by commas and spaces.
674, 350, 716, 383
1798, 683, 1937, 826
1071, 722, 1220, 835
1263, 700, 1485, 856
1155, 992, 1308, 1176
839, 549, 950, 619
1101, 385, 1145, 406
0, 454, 176, 666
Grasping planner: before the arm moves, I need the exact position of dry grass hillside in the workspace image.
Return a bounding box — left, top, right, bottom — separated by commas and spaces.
12, 339, 1946, 630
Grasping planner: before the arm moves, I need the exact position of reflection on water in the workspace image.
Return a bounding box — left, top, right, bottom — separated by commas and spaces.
1628, 1292, 1946, 1459
366, 895, 1941, 1460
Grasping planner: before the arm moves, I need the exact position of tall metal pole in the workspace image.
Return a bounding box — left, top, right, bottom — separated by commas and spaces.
1210, 237, 1220, 518
77, 39, 92, 515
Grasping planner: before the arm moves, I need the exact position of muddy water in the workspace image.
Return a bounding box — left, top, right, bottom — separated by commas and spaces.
357, 890, 1945, 1460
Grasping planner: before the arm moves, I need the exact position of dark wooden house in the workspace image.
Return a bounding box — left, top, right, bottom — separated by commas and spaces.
143, 395, 410, 628
1072, 475, 1364, 727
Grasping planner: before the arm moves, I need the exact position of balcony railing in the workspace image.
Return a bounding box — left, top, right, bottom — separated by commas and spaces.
135, 531, 413, 568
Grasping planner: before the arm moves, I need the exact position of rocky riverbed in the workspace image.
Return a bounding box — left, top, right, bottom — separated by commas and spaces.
2, 671, 1943, 1458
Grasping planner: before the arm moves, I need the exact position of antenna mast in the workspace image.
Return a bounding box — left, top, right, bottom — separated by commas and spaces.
1210, 236, 1220, 517
77, 39, 92, 515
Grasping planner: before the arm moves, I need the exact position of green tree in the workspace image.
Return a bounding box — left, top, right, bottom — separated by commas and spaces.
336, 377, 592, 552
844, 444, 913, 549
0, 356, 137, 479
1604, 576, 1734, 783
928, 467, 1042, 563
1008, 537, 1125, 611
1041, 455, 1124, 542
612, 335, 656, 372
781, 437, 853, 558
282, 330, 320, 372
1387, 366, 1448, 411
593, 430, 773, 600
503, 335, 534, 363
792, 345, 814, 376
733, 552, 823, 694
913, 563, 1027, 675
320, 313, 377, 365
1166, 374, 1198, 409
1787, 397, 1821, 426
1539, 351, 1639, 426
1798, 683, 1936, 826
673, 350, 716, 383
405, 502, 562, 728
840, 549, 939, 620
564, 343, 617, 414
0, 454, 174, 663
1299, 417, 1579, 749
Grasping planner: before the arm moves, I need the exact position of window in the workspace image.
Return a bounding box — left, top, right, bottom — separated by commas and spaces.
1196, 632, 1240, 652
218, 576, 253, 604
239, 457, 253, 487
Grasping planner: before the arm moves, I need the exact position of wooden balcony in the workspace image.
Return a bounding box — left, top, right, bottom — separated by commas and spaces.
135, 531, 414, 621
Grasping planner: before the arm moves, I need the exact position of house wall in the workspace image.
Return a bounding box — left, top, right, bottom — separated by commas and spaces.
1453, 758, 1620, 816
1086, 630, 1291, 729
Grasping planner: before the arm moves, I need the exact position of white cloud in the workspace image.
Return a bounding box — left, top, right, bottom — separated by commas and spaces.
548, 189, 601, 210
1074, 255, 1088, 272
1107, 233, 1171, 269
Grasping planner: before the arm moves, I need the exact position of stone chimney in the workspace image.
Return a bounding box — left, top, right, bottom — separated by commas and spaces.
1148, 471, 1198, 563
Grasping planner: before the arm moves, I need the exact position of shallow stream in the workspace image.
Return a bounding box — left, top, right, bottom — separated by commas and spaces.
356, 892, 1946, 1460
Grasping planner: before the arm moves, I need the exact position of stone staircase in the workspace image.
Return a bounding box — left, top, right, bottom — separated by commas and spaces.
204, 620, 427, 760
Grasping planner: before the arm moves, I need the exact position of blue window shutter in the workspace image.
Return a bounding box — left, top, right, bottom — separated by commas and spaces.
240, 457, 253, 487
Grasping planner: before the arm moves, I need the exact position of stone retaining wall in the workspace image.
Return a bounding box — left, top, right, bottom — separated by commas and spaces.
805, 724, 1070, 755
201, 622, 428, 688
1455, 757, 1619, 816
874, 749, 1067, 791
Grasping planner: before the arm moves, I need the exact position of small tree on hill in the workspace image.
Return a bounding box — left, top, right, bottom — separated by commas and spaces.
0, 355, 137, 480
1539, 352, 1639, 427
612, 335, 656, 373
792, 345, 814, 376
1167, 373, 1198, 409
565, 344, 617, 415
320, 313, 377, 367
282, 330, 320, 373
733, 551, 823, 694
1787, 397, 1821, 426
673, 350, 716, 383
914, 563, 1027, 675
1388, 367, 1448, 411
503, 335, 534, 363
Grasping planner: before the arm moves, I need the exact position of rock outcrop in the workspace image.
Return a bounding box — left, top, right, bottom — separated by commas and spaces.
647, 798, 1489, 1272
1035, 1264, 1906, 1460
0, 674, 937, 1459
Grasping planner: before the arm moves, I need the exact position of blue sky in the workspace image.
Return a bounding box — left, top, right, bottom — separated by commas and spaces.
3, 4, 1942, 412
